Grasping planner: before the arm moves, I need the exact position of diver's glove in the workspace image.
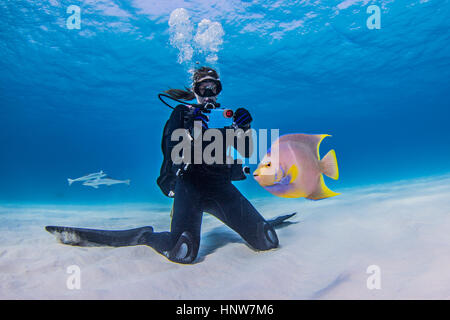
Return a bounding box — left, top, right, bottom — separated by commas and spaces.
233, 108, 252, 129
191, 107, 209, 130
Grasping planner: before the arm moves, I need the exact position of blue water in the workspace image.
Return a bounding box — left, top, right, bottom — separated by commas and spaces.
0, 0, 449, 205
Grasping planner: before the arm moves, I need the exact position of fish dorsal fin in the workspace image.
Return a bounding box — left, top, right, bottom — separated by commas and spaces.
278, 134, 330, 160
307, 175, 340, 200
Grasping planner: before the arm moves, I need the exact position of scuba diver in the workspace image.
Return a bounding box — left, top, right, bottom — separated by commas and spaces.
153, 66, 280, 263
46, 66, 294, 264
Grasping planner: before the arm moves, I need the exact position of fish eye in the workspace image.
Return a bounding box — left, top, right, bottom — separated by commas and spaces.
266, 162, 271, 167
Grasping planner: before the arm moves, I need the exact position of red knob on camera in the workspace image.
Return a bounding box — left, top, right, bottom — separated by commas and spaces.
223, 109, 234, 118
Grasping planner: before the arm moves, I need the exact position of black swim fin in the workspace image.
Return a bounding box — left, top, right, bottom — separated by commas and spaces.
45, 225, 154, 247
267, 212, 297, 227
45, 213, 296, 250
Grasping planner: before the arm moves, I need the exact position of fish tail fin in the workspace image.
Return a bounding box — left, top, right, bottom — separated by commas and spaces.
308, 175, 340, 200
320, 149, 339, 180
68, 178, 74, 186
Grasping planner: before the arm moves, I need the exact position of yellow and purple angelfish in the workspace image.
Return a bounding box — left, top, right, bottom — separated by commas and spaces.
253, 134, 339, 200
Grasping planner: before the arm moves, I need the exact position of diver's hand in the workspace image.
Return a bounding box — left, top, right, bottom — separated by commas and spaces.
191, 107, 209, 130
233, 108, 252, 129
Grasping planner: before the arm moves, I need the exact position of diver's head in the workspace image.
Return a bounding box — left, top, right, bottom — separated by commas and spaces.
192, 67, 222, 105
163, 66, 222, 105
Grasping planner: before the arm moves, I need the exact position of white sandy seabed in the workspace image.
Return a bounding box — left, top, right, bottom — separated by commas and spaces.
1, 174, 450, 300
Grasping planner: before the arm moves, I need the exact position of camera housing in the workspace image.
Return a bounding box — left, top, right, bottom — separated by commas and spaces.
205, 108, 234, 129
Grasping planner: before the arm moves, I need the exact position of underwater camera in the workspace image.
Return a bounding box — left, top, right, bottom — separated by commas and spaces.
158, 93, 235, 129
202, 102, 234, 129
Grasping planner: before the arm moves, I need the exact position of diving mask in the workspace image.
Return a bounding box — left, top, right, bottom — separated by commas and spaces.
193, 78, 222, 98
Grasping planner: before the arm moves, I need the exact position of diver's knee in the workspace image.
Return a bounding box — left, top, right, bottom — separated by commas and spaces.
253, 222, 279, 251
166, 231, 199, 264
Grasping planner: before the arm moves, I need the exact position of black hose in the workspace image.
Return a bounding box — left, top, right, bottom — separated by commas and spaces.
158, 93, 191, 110
158, 93, 221, 111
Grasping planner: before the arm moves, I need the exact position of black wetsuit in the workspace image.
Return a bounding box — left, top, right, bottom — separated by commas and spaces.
151, 105, 279, 264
